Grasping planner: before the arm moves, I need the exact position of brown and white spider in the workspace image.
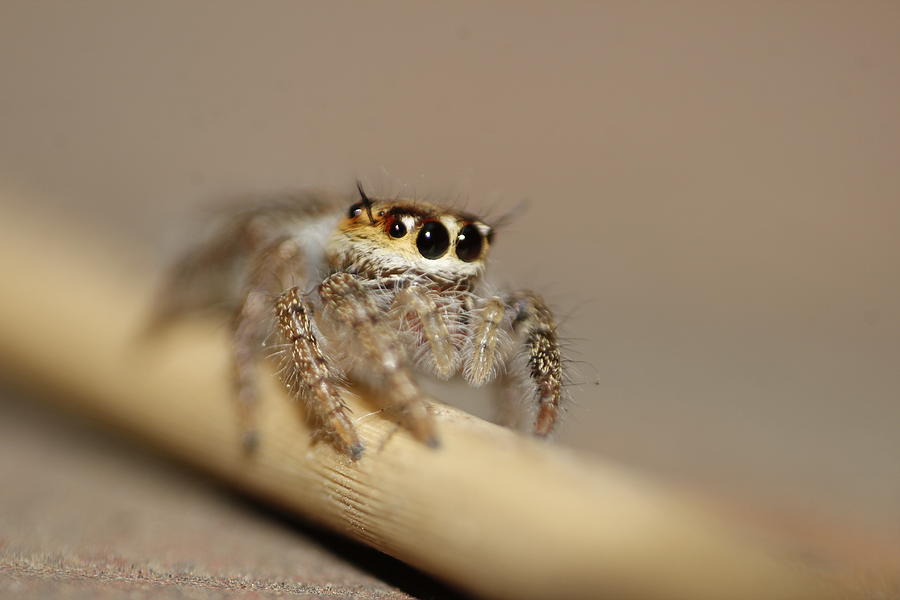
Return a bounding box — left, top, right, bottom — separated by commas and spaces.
155, 184, 564, 459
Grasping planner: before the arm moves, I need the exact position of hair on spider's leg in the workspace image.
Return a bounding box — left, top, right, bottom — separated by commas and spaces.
319, 272, 440, 449
231, 236, 305, 455
147, 205, 287, 336
232, 288, 268, 453
149, 189, 350, 336
506, 291, 563, 437
275, 287, 364, 460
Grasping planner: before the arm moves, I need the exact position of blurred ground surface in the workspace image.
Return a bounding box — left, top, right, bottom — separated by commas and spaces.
0, 389, 465, 600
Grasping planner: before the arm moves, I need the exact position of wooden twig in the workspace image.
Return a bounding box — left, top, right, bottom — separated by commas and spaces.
0, 206, 844, 600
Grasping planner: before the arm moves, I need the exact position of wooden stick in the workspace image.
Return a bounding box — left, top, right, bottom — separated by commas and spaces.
0, 205, 843, 600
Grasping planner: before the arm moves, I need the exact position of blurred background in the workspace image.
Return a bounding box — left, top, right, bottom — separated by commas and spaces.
1, 1, 898, 596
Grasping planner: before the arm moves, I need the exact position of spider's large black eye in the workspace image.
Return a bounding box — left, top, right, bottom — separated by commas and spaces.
455, 224, 483, 262
347, 201, 364, 218
388, 220, 407, 238
416, 221, 450, 259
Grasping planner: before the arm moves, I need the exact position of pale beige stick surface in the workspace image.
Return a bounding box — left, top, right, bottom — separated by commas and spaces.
0, 205, 842, 600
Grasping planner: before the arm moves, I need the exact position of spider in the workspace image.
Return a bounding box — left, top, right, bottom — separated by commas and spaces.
154, 183, 565, 459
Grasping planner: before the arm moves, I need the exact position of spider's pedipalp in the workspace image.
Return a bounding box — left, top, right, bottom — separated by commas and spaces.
462, 296, 512, 387
319, 272, 440, 448
392, 285, 458, 379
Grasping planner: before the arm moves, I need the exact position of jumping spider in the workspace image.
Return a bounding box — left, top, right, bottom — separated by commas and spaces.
155, 184, 564, 459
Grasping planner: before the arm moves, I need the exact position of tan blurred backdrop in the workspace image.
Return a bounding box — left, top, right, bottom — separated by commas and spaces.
1, 0, 898, 553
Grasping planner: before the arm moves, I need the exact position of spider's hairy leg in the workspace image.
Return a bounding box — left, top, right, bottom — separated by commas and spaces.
508, 292, 563, 437
320, 273, 440, 449
150, 192, 335, 329
231, 236, 303, 453
392, 285, 457, 379
463, 296, 509, 386
275, 287, 364, 460
150, 211, 273, 329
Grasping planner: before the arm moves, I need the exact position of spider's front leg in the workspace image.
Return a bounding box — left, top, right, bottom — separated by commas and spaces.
319, 273, 440, 448
274, 287, 364, 460
231, 236, 304, 452
508, 292, 564, 437
151, 209, 276, 328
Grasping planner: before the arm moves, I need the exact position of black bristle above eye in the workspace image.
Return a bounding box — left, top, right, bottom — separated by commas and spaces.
354, 180, 376, 224
455, 224, 483, 262
416, 221, 450, 259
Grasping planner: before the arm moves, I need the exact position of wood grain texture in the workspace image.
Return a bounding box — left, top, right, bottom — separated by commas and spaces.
0, 205, 846, 600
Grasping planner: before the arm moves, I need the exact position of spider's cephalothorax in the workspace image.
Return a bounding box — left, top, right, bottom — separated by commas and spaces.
155, 184, 564, 459
329, 184, 493, 288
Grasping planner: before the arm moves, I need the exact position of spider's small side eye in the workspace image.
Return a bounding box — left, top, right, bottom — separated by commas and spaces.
388, 221, 407, 238
455, 224, 483, 262
416, 221, 450, 259
347, 202, 364, 218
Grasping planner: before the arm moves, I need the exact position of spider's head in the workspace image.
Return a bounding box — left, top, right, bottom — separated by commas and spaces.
327, 183, 494, 283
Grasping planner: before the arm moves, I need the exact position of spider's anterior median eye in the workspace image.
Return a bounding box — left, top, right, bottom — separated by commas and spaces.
388, 220, 407, 238
455, 224, 483, 262
416, 221, 450, 259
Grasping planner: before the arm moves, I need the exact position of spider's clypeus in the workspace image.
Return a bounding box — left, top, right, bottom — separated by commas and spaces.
154, 183, 565, 459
